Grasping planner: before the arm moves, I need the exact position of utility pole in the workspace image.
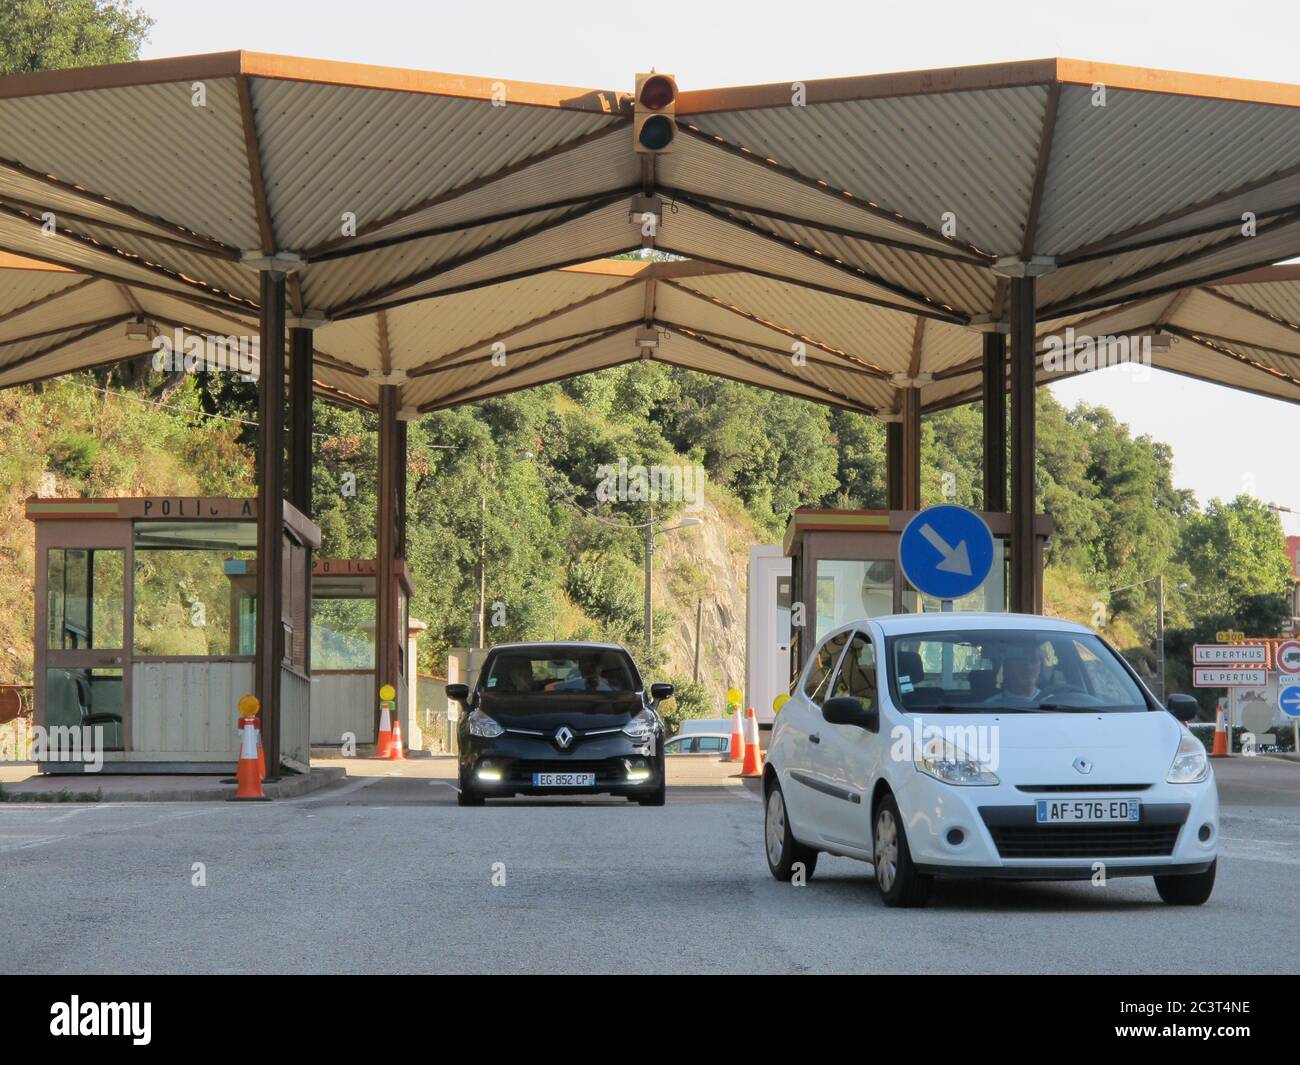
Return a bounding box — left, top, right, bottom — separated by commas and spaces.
1155, 574, 1166, 704
692, 598, 703, 684
643, 506, 655, 650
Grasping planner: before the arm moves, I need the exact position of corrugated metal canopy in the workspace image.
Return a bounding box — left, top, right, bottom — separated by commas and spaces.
1, 53, 1299, 415
4, 253, 1298, 416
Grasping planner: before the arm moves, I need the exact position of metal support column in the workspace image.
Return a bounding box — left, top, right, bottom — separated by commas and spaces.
255, 271, 286, 772
288, 328, 313, 515
1009, 277, 1038, 614
885, 421, 903, 510
375, 385, 402, 737
981, 331, 1007, 513
900, 387, 922, 512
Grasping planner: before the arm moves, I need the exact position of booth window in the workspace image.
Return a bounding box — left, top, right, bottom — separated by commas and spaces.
814, 559, 895, 639
132, 522, 256, 656
47, 548, 124, 650
311, 573, 377, 670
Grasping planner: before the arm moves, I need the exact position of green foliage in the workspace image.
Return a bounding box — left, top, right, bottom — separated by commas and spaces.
0, 0, 153, 75
658, 678, 711, 736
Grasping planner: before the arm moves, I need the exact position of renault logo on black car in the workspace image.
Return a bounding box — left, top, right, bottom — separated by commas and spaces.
446, 641, 673, 807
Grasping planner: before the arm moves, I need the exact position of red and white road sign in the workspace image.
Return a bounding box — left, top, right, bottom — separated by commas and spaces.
1192, 643, 1268, 666
1193, 666, 1268, 688
1275, 639, 1300, 675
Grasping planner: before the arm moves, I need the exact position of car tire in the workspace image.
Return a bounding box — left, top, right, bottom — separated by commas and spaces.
764, 778, 818, 882
873, 793, 932, 908
635, 779, 666, 806
1154, 859, 1216, 906
456, 772, 485, 807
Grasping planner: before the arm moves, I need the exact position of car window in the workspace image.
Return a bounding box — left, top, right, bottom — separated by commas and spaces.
665, 737, 691, 753
829, 631, 878, 709
697, 736, 726, 752
803, 632, 850, 706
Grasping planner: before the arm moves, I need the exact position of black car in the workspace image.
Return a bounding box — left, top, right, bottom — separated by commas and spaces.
447, 642, 673, 807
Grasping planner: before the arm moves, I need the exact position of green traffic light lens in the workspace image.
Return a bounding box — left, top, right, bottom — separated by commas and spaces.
638, 115, 675, 151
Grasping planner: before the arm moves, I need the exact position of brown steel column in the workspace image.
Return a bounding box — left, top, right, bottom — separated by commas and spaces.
255, 271, 286, 772
374, 385, 402, 737
900, 387, 922, 512
288, 328, 313, 515
885, 421, 903, 510
982, 331, 1007, 513
395, 417, 408, 561
1009, 277, 1038, 614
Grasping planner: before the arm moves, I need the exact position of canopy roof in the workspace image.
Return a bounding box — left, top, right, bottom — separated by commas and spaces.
3, 252, 1298, 412
1, 52, 1299, 413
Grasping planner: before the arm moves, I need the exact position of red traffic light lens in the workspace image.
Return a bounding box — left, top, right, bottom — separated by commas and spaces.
639, 75, 675, 111
638, 114, 675, 151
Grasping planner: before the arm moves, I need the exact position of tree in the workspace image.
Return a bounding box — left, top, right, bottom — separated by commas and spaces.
0, 0, 153, 75
1179, 496, 1292, 626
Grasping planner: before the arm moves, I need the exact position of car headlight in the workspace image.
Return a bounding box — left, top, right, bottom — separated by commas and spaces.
623, 709, 657, 741
1167, 728, 1210, 784
467, 709, 504, 739
914, 735, 999, 786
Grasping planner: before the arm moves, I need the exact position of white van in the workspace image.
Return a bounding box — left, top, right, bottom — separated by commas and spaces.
763, 613, 1218, 907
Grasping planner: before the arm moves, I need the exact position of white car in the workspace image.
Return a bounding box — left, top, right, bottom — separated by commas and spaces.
763, 613, 1218, 908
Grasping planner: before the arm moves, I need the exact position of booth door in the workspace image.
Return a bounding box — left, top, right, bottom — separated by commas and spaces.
40, 523, 131, 753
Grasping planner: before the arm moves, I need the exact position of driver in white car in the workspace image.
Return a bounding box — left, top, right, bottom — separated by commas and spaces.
987, 643, 1045, 707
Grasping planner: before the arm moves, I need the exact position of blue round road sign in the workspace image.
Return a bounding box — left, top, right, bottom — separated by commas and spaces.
898, 504, 996, 602
1279, 685, 1300, 719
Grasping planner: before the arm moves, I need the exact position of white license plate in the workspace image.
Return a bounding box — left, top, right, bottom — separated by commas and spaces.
1036, 798, 1140, 824
533, 772, 595, 787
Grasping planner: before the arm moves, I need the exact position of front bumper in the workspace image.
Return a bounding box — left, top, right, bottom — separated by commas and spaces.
461, 732, 663, 796
894, 771, 1219, 878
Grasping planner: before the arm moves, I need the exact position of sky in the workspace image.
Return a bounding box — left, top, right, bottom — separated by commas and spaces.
140, 0, 1300, 532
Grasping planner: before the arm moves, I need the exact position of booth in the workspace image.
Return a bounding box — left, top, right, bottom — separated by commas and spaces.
226, 558, 418, 750
745, 508, 1055, 721
29, 496, 320, 774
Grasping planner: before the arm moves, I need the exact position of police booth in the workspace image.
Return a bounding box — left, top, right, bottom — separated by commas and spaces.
29, 496, 320, 773
226, 558, 416, 749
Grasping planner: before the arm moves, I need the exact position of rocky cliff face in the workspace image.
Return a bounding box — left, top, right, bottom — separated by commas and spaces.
652, 496, 764, 711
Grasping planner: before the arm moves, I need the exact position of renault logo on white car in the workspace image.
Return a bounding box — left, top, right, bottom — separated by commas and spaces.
1073, 756, 1093, 775
554, 726, 574, 749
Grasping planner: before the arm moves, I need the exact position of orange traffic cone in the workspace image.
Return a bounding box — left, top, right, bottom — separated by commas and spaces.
388, 716, 406, 761
233, 716, 268, 800
728, 704, 744, 762
1210, 701, 1229, 758
253, 715, 266, 781
376, 703, 393, 759
741, 707, 763, 777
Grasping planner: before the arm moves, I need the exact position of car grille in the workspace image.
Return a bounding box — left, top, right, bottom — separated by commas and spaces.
984, 822, 1181, 859
1015, 783, 1152, 793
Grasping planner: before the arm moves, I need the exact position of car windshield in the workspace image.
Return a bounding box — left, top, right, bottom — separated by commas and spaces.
484, 650, 638, 694
884, 628, 1150, 713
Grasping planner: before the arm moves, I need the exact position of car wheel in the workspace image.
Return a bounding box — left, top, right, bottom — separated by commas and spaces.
873, 794, 932, 908
635, 779, 666, 806
1154, 859, 1216, 906
764, 778, 818, 882
456, 772, 485, 807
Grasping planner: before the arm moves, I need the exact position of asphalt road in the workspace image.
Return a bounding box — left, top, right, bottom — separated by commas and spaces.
1, 757, 1297, 974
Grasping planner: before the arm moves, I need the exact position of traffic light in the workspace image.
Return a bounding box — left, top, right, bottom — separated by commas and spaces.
634, 72, 677, 154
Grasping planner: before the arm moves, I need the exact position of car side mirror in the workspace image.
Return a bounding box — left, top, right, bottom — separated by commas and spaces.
1166, 692, 1199, 722
446, 683, 469, 703
822, 696, 879, 732
650, 682, 675, 702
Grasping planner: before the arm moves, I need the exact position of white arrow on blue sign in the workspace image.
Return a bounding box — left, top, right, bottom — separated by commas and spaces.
1279, 685, 1300, 718
898, 504, 996, 602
